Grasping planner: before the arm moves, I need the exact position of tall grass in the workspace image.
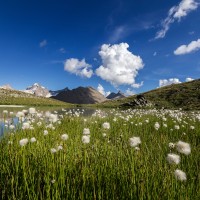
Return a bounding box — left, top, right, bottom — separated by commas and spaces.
0, 108, 199, 199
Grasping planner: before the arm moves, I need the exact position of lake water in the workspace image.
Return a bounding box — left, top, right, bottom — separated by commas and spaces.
0, 106, 99, 136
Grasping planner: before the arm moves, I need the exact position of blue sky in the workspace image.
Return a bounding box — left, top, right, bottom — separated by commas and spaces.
0, 0, 200, 95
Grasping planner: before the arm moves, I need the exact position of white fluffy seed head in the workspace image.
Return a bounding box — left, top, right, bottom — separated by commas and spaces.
61, 134, 69, 140
9, 125, 15, 130
102, 122, 110, 129
22, 122, 30, 130
83, 128, 90, 135
44, 130, 48, 135
29, 107, 36, 114
176, 141, 191, 155
169, 142, 175, 149
16, 111, 25, 118
167, 153, 180, 164
102, 133, 107, 137
154, 122, 160, 130
19, 138, 28, 146
174, 169, 187, 181
49, 114, 58, 123
50, 148, 57, 153
57, 145, 63, 151
129, 137, 141, 147
30, 137, 37, 143
3, 110, 8, 114
82, 135, 90, 144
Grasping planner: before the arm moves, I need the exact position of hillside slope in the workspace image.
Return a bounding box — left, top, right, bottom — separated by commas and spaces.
99, 79, 200, 110
0, 88, 70, 106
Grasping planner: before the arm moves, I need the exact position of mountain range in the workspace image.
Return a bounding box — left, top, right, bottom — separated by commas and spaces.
0, 83, 125, 104
1, 79, 199, 109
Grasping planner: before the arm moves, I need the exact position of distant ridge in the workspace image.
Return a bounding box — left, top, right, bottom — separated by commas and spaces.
0, 84, 13, 90
52, 86, 107, 104
24, 83, 51, 97
107, 91, 126, 99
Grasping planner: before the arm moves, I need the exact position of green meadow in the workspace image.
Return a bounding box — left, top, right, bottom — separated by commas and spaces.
0, 108, 199, 199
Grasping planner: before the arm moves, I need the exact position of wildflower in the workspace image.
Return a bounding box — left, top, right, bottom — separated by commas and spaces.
50, 148, 57, 153
51, 179, 56, 184
154, 122, 160, 130
19, 138, 28, 146
82, 135, 90, 144
37, 122, 42, 126
3, 110, 8, 114
9, 125, 15, 130
22, 122, 30, 130
83, 128, 90, 135
102, 122, 110, 129
129, 137, 141, 147
30, 137, 36, 143
16, 112, 25, 118
190, 126, 195, 130
135, 147, 140, 151
174, 169, 187, 181
163, 123, 167, 128
176, 141, 191, 155
57, 145, 63, 151
61, 134, 69, 141
29, 107, 36, 114
174, 125, 180, 130
44, 130, 48, 135
49, 114, 58, 123
169, 142, 175, 149
167, 153, 180, 164
102, 133, 107, 137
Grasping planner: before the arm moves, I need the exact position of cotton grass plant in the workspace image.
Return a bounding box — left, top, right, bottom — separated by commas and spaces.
0, 108, 199, 199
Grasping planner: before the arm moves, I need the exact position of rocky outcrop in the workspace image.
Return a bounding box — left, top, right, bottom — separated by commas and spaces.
120, 95, 153, 108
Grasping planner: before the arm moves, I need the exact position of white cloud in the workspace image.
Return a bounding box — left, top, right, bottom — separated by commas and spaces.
39, 40, 47, 48
131, 81, 144, 88
159, 78, 181, 87
64, 58, 93, 78
186, 77, 194, 82
155, 0, 199, 39
153, 52, 157, 56
125, 88, 135, 96
59, 48, 66, 53
96, 43, 144, 87
174, 38, 200, 55
97, 84, 110, 97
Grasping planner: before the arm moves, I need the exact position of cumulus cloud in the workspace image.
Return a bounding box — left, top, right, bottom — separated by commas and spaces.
186, 77, 194, 82
125, 88, 135, 96
97, 84, 110, 97
174, 38, 200, 55
159, 78, 181, 87
64, 58, 93, 78
132, 81, 144, 88
96, 43, 144, 87
155, 0, 199, 39
39, 40, 47, 48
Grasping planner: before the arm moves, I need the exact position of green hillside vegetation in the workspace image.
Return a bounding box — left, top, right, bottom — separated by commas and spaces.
98, 79, 200, 110
0, 88, 70, 106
